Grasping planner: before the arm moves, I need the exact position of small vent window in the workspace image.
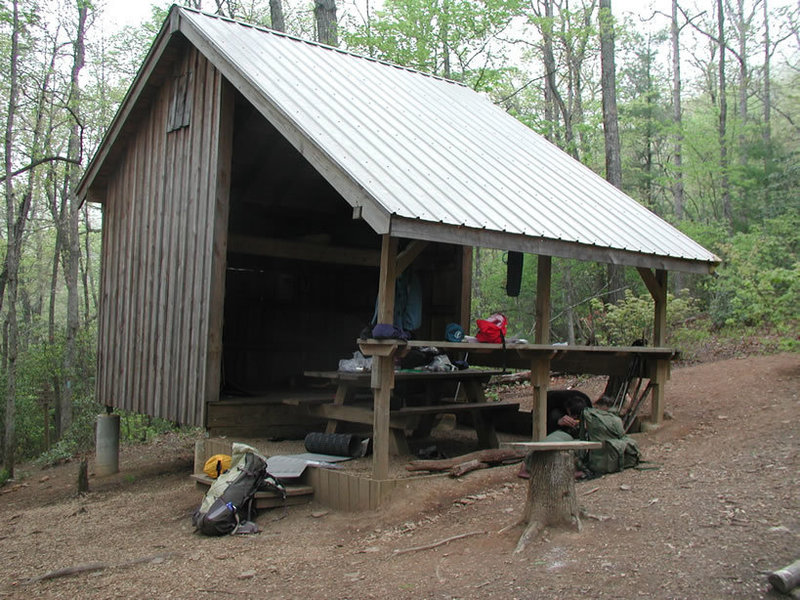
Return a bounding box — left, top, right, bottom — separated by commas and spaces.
167, 70, 193, 132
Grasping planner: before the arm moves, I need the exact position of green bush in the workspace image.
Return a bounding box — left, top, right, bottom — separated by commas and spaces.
586, 289, 699, 346
36, 394, 103, 467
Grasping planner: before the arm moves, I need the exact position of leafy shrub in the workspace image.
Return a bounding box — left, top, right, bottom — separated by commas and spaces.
585, 289, 699, 346
36, 394, 103, 467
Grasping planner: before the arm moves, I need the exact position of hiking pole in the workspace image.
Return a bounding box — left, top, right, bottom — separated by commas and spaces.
623, 381, 653, 433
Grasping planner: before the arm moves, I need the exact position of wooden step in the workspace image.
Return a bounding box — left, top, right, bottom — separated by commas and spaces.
191, 473, 314, 509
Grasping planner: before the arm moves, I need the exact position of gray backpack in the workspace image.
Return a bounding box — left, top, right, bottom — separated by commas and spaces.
192, 443, 284, 536
579, 408, 641, 474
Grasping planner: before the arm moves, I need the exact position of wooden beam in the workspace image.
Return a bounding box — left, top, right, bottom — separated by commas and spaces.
376, 235, 398, 324
390, 217, 720, 275
653, 269, 667, 347
531, 357, 550, 441
531, 255, 552, 441
637, 266, 664, 301
638, 267, 669, 426
651, 269, 668, 424
460, 246, 473, 331
204, 77, 234, 421
227, 234, 380, 267
395, 240, 428, 274
535, 255, 552, 344
373, 235, 399, 480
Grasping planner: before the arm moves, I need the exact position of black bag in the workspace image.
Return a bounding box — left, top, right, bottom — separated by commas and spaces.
192, 444, 284, 536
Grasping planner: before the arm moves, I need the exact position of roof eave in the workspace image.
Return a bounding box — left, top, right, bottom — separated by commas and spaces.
389, 216, 721, 275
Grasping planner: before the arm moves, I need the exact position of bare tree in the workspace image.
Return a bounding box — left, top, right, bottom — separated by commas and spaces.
269, 0, 286, 32
671, 0, 685, 221
3, 0, 22, 478
56, 0, 89, 438
599, 0, 624, 304
717, 0, 733, 226
314, 0, 338, 46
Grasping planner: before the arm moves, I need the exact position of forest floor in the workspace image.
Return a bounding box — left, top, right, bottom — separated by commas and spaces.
0, 352, 798, 599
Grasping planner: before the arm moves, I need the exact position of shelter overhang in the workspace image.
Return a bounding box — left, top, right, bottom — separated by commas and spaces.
389, 216, 718, 275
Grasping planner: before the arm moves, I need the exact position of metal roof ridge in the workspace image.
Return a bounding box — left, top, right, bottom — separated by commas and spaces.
175, 5, 469, 88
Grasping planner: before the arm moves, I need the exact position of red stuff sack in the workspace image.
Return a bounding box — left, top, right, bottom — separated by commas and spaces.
475, 313, 508, 344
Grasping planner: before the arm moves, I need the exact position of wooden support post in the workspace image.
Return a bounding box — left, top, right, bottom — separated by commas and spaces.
531, 255, 552, 440
531, 358, 550, 441
372, 235, 398, 480
535, 256, 552, 345
638, 267, 668, 425
204, 78, 235, 415
460, 246, 473, 332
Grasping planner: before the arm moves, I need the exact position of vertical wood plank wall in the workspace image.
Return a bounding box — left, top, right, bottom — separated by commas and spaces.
96, 47, 227, 427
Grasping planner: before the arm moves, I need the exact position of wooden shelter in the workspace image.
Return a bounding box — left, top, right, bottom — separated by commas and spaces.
77, 7, 720, 491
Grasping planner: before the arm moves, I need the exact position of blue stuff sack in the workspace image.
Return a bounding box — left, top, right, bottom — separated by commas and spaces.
445, 323, 464, 342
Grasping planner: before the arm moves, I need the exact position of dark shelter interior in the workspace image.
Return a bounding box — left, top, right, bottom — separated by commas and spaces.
220, 94, 467, 396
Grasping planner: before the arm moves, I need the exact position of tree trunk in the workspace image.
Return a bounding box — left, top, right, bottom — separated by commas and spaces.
314, 0, 338, 47
81, 205, 96, 325
3, 0, 21, 478
515, 449, 581, 552
441, 0, 451, 79
541, 0, 575, 155
671, 0, 685, 294
736, 0, 748, 167
58, 1, 89, 438
599, 0, 624, 304
670, 0, 685, 220
762, 0, 771, 207
717, 0, 732, 226
269, 0, 285, 32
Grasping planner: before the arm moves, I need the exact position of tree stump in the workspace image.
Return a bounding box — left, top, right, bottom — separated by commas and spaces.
77, 458, 89, 494
508, 441, 602, 554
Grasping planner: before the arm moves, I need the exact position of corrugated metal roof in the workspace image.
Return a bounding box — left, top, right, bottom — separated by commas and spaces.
85, 7, 721, 273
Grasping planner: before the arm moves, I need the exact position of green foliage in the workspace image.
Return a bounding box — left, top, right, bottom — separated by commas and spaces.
35, 394, 103, 467
700, 215, 800, 327
117, 411, 187, 444
584, 289, 698, 347
342, 0, 522, 82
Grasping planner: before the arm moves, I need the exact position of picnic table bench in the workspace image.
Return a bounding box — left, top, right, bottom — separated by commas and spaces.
301, 369, 516, 455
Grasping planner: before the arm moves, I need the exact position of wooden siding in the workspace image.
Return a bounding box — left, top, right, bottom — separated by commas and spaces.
96, 47, 231, 427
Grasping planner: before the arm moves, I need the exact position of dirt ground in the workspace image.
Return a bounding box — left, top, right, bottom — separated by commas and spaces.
1, 353, 798, 599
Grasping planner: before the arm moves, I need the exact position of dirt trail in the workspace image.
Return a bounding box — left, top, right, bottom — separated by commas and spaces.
1, 353, 798, 599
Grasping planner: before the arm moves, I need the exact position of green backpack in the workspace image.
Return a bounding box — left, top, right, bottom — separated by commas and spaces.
579, 408, 641, 474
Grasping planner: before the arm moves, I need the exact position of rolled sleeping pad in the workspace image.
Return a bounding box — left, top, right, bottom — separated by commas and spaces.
304, 432, 362, 457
